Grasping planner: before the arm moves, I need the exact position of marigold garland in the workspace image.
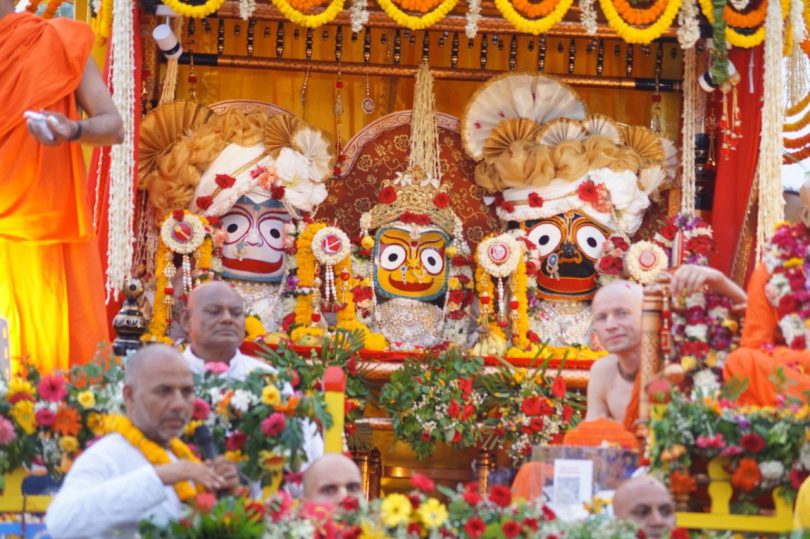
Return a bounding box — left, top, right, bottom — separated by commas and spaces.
161, 0, 226, 17
287, 0, 331, 10
609, 0, 670, 26
104, 414, 200, 502
510, 0, 560, 20
495, 0, 572, 34
512, 258, 530, 351
599, 0, 681, 43
724, 0, 766, 28
784, 106, 810, 131
376, 0, 458, 29
698, 0, 789, 47
393, 0, 445, 14
474, 263, 506, 339
783, 145, 810, 162
270, 0, 345, 27
784, 130, 810, 148
294, 223, 324, 327
785, 88, 810, 116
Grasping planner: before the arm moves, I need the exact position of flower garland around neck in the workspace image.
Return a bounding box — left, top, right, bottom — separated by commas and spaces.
271, 0, 344, 27
104, 415, 200, 502
144, 210, 213, 344
376, 0, 458, 29
599, 0, 682, 43
474, 262, 506, 340
291, 223, 326, 343
495, 0, 572, 34
160, 0, 226, 17
763, 222, 810, 351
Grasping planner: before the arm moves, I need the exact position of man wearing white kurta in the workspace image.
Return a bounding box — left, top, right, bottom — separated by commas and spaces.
45, 345, 239, 538
180, 281, 324, 465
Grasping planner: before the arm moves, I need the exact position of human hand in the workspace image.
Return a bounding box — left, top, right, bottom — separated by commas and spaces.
669, 264, 720, 296
209, 456, 240, 492
154, 460, 226, 492
25, 110, 80, 146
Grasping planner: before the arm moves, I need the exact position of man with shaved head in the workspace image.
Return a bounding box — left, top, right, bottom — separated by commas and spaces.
46, 345, 239, 538
303, 454, 363, 506
613, 475, 676, 538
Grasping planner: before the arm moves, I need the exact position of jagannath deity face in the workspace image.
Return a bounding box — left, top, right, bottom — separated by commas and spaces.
220, 196, 291, 282
522, 211, 608, 300
373, 226, 449, 301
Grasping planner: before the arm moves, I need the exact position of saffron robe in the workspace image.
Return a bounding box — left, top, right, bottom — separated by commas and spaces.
722, 263, 810, 406
0, 13, 108, 374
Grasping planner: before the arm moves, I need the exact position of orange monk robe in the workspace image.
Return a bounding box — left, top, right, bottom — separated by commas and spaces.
722, 263, 810, 406
0, 13, 108, 374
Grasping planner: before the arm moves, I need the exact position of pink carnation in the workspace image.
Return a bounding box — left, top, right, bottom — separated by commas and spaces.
192, 399, 211, 420
203, 362, 229, 375
38, 373, 68, 402
0, 417, 16, 445
35, 408, 55, 428
261, 412, 287, 437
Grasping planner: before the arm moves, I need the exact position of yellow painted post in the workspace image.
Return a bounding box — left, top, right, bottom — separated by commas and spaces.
0, 469, 52, 512
322, 366, 345, 454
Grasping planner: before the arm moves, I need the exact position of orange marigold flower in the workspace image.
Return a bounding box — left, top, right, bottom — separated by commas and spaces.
669, 470, 697, 495
731, 458, 761, 492
53, 405, 82, 437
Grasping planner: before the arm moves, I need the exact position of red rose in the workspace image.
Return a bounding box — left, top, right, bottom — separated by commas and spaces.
577, 180, 598, 203
192, 398, 211, 420
562, 405, 573, 422
194, 492, 217, 513
611, 236, 629, 250
660, 221, 679, 241
686, 235, 714, 256
379, 185, 397, 204
521, 396, 543, 417
417, 214, 431, 226
449, 289, 466, 303
541, 505, 556, 520
340, 495, 360, 512
215, 174, 236, 189
529, 417, 544, 432
452, 431, 462, 444
488, 484, 512, 507
421, 431, 431, 442
461, 404, 475, 420
790, 466, 809, 489
433, 192, 450, 209
207, 216, 221, 227
172, 209, 185, 222
462, 489, 482, 506
528, 192, 544, 208
448, 310, 466, 320
523, 517, 539, 531
669, 529, 690, 539
448, 400, 461, 418
346, 356, 358, 376
464, 517, 486, 538
502, 520, 521, 538
226, 431, 246, 451
195, 196, 213, 210
551, 377, 567, 398
287, 369, 301, 388
407, 522, 423, 536
527, 330, 541, 344
598, 256, 623, 275
457, 274, 470, 284
740, 433, 766, 453
501, 201, 515, 212
270, 185, 286, 200
458, 378, 473, 399
410, 473, 435, 493
637, 530, 647, 539
451, 255, 468, 267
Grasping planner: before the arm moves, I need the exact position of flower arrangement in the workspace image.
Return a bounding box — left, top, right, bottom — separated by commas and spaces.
139, 492, 266, 538
762, 221, 810, 350
650, 390, 810, 506
479, 356, 584, 464
257, 330, 373, 449
379, 350, 487, 458
185, 366, 332, 485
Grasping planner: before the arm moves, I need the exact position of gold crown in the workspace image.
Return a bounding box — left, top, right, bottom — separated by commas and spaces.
363, 168, 459, 236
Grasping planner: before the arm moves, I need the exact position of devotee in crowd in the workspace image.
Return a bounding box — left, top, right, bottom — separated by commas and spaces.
612, 475, 676, 539
586, 266, 746, 427
45, 345, 239, 538
180, 280, 324, 464
0, 0, 123, 374
302, 453, 364, 506
723, 177, 810, 406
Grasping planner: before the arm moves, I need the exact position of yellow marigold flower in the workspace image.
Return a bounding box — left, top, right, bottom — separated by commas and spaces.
77, 391, 96, 409
360, 521, 386, 539
11, 400, 36, 435
8, 378, 35, 398
261, 385, 281, 407
446, 246, 458, 258
59, 436, 79, 453
184, 420, 201, 438
245, 316, 265, 340
417, 498, 448, 529
512, 368, 527, 384
224, 450, 246, 463
705, 351, 717, 368
380, 493, 412, 528
785, 257, 804, 268
361, 235, 375, 250
681, 356, 698, 372
722, 319, 739, 333
87, 412, 105, 436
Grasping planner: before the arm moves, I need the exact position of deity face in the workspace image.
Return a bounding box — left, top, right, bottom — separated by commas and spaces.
373, 226, 449, 301
522, 211, 608, 300
220, 196, 291, 282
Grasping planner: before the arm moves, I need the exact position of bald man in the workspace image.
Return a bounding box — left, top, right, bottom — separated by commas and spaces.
303, 454, 363, 506
46, 345, 239, 538
613, 476, 676, 539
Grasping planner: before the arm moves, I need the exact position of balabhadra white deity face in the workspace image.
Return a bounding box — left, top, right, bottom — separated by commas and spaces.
220, 196, 290, 282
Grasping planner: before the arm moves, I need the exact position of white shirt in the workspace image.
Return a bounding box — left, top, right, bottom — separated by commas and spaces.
182, 346, 324, 466
45, 434, 183, 539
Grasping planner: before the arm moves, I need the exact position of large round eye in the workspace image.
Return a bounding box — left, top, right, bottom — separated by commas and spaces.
379, 244, 406, 270
258, 216, 286, 249
576, 225, 607, 260
420, 248, 444, 275
527, 223, 562, 258
221, 212, 251, 245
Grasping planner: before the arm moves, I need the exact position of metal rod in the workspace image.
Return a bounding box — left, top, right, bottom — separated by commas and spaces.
214, 1, 679, 39
178, 52, 682, 91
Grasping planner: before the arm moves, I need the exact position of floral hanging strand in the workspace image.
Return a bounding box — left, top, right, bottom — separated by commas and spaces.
465, 0, 481, 39
495, 0, 573, 35
598, 0, 681, 43
680, 47, 697, 215
271, 0, 346, 27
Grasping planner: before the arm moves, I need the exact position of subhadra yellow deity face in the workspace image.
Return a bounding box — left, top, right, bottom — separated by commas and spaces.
373, 226, 449, 301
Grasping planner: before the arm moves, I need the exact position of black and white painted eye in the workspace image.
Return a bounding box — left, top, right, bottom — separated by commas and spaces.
576, 225, 607, 260
258, 217, 286, 250
526, 223, 562, 258
379, 244, 407, 271
221, 212, 251, 245
420, 248, 444, 275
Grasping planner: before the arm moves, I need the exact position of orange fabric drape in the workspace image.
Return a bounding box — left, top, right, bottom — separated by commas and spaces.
622, 373, 642, 432
723, 263, 810, 406
0, 13, 108, 373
